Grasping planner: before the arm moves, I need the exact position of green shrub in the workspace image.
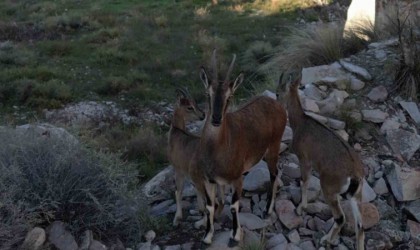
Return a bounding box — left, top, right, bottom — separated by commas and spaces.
0, 127, 147, 248
27, 79, 72, 108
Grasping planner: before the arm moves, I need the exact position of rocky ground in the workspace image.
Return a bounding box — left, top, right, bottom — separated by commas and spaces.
139, 37, 420, 250
16, 37, 420, 250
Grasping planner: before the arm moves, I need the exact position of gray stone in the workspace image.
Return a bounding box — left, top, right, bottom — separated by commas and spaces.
242, 228, 261, 247
306, 202, 332, 220
362, 109, 388, 123
387, 163, 420, 201
336, 130, 349, 141
301, 97, 320, 113
350, 77, 365, 91
283, 163, 301, 179
243, 161, 269, 192
163, 245, 181, 250
298, 227, 315, 236
299, 240, 316, 250
238, 213, 267, 230
89, 240, 107, 250
380, 118, 400, 135
365, 231, 393, 250
145, 230, 156, 243
367, 86, 388, 102
262, 90, 276, 100
275, 200, 303, 230
47, 221, 78, 250
282, 126, 293, 142
320, 76, 349, 90
362, 179, 376, 202
266, 233, 287, 250
373, 178, 389, 195
375, 49, 387, 60
21, 227, 46, 250
143, 166, 174, 199
339, 60, 372, 81
317, 90, 349, 115
287, 230, 301, 244
284, 243, 301, 250
303, 84, 327, 101
328, 118, 346, 130
150, 200, 174, 216
302, 64, 348, 86
181, 242, 193, 250
404, 199, 420, 222
368, 38, 399, 49
386, 129, 420, 161
79, 230, 93, 250
305, 112, 328, 124
399, 101, 420, 124
15, 123, 78, 145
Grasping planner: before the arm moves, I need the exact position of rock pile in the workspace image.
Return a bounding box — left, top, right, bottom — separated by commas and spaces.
142, 38, 419, 249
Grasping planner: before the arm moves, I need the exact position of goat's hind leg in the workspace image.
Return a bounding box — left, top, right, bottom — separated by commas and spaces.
297, 162, 311, 216
229, 178, 243, 247
173, 171, 185, 226
321, 194, 345, 247
265, 145, 280, 216
351, 189, 365, 250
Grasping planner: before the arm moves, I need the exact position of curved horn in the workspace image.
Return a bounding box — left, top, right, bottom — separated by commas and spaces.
224, 54, 236, 83
211, 49, 218, 82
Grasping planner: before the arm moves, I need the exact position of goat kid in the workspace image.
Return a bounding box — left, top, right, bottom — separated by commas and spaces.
168, 88, 225, 228
276, 74, 365, 250
198, 51, 287, 245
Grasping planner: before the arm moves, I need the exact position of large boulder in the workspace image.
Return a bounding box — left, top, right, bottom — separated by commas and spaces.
367, 86, 388, 102
387, 163, 420, 201
15, 123, 78, 145
21, 227, 46, 250
243, 161, 270, 192
47, 221, 78, 250
386, 129, 420, 161
275, 200, 303, 230
399, 101, 420, 124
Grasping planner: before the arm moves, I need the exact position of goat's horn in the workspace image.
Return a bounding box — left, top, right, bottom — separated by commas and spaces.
211, 49, 218, 82
224, 54, 236, 83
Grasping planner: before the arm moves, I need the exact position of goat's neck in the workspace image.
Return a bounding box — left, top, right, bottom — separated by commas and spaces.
202, 118, 228, 146
172, 109, 185, 130
287, 87, 306, 130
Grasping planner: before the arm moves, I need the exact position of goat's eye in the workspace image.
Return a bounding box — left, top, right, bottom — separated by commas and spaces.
187, 107, 194, 111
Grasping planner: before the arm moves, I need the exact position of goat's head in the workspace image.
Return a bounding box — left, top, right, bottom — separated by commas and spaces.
199, 50, 244, 127
175, 87, 205, 122
276, 72, 300, 108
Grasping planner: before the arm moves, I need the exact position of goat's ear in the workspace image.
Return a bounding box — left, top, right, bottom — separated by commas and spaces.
179, 98, 190, 106
230, 72, 244, 93
200, 67, 210, 89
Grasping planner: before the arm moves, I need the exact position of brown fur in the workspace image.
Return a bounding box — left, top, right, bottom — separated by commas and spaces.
277, 76, 365, 250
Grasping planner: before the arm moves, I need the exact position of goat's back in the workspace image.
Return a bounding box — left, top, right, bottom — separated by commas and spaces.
292, 116, 364, 185
168, 127, 200, 175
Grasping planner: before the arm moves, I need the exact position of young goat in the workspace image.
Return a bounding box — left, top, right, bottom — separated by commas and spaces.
198, 51, 287, 245
276, 74, 365, 250
168, 88, 224, 228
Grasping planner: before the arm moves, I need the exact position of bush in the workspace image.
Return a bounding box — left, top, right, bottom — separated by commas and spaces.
0, 127, 148, 249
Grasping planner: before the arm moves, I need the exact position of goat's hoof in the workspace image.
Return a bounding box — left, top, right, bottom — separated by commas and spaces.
320, 235, 339, 247
228, 238, 240, 248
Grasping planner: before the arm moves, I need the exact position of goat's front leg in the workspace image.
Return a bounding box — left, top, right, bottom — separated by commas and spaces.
173, 171, 185, 226
202, 182, 217, 245
297, 162, 311, 216
228, 179, 243, 247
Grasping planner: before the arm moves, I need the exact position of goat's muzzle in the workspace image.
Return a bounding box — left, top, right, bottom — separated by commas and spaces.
211, 114, 222, 127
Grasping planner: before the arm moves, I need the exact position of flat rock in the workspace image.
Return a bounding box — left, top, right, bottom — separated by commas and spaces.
350, 77, 365, 91
243, 161, 269, 192
207, 231, 240, 250
386, 129, 420, 161
282, 126, 293, 142
21, 227, 46, 250
380, 118, 400, 135
404, 199, 420, 222
317, 89, 349, 115
164, 245, 181, 250
328, 118, 346, 130
302, 64, 350, 87
303, 83, 326, 101
367, 86, 388, 102
89, 240, 107, 250
301, 97, 320, 113
238, 213, 267, 230
15, 123, 78, 145
319, 76, 349, 90
285, 243, 302, 250
275, 200, 303, 230
362, 109, 388, 123
287, 230, 301, 244
266, 233, 287, 249
47, 221, 78, 250
242, 228, 261, 247
343, 202, 380, 231
373, 178, 388, 195
336, 130, 349, 141
387, 163, 420, 201
306, 202, 332, 220
143, 166, 174, 199
299, 241, 316, 250
362, 179, 376, 202
339, 60, 372, 81
150, 200, 174, 216
399, 101, 420, 124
